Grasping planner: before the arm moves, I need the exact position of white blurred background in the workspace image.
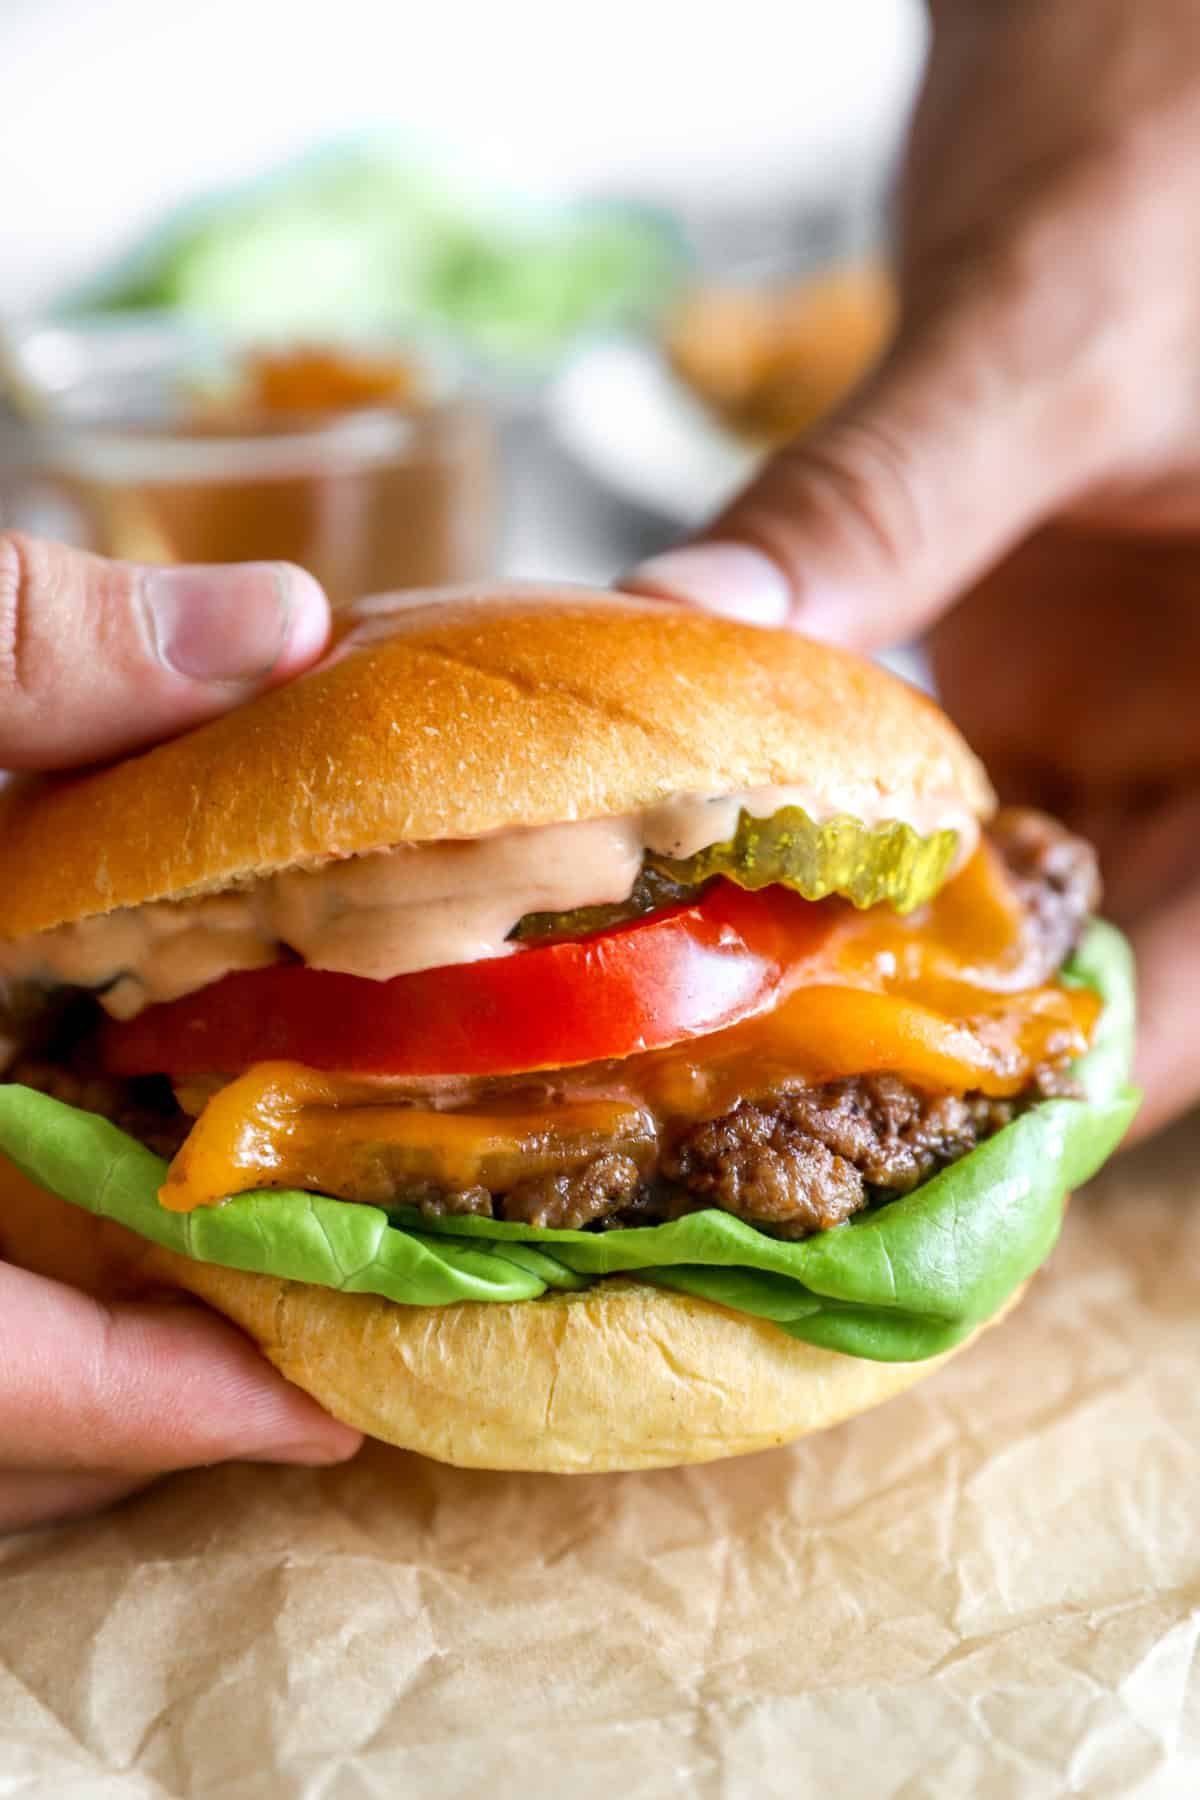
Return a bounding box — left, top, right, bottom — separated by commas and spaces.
0, 0, 925, 588
0, 0, 923, 310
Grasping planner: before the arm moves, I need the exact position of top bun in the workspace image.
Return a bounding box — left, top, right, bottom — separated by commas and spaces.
0, 584, 992, 938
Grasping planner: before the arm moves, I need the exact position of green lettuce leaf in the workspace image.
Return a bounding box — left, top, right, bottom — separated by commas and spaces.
0, 922, 1139, 1362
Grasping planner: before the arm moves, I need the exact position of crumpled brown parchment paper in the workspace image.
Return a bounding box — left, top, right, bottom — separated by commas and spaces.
1, 1119, 1198, 1799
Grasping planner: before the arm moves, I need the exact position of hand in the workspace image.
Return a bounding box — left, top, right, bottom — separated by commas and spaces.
624, 0, 1200, 1140
929, 530, 1200, 1141
0, 534, 362, 1531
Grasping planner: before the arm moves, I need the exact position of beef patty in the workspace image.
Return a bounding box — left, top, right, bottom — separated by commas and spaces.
426, 1064, 1075, 1237
6, 808, 1099, 1243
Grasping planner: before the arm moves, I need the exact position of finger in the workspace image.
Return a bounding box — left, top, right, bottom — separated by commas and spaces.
622, 294, 1108, 651
0, 1263, 362, 1475
0, 1470, 151, 1535
1126, 880, 1200, 1142
0, 533, 331, 769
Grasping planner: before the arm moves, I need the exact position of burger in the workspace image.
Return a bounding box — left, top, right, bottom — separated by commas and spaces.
0, 588, 1138, 1471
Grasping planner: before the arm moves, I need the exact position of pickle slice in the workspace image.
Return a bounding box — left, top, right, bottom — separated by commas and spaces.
648, 806, 959, 915
511, 806, 960, 943
510, 866, 698, 943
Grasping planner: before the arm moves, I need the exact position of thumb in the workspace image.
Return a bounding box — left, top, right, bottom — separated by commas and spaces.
622, 301, 1101, 651
0, 1261, 362, 1484
0, 533, 330, 769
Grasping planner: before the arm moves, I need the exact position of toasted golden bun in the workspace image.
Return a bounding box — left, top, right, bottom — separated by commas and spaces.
145, 1250, 1019, 1473
0, 585, 991, 939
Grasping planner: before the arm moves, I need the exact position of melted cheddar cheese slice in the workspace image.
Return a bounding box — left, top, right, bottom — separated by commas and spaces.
160, 840, 1100, 1212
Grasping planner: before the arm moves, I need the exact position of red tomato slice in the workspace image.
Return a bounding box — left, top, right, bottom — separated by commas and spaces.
101, 880, 836, 1079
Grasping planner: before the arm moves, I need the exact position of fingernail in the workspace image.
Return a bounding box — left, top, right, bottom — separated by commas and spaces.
142, 562, 330, 685
257, 1430, 363, 1467
622, 542, 793, 626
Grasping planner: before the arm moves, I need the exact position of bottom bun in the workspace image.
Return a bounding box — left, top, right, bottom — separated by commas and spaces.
148, 1250, 1023, 1473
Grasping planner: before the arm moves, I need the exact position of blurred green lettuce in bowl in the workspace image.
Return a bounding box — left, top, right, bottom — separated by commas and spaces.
66, 145, 686, 375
